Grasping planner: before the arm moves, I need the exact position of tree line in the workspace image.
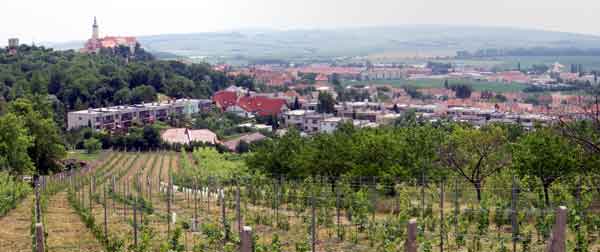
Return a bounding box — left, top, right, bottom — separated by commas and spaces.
246, 119, 600, 205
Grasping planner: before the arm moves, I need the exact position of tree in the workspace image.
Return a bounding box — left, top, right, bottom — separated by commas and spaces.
236, 140, 250, 153
403, 86, 424, 99
494, 94, 507, 102
142, 125, 161, 150
559, 88, 600, 156
246, 129, 306, 177
450, 84, 473, 99
114, 87, 132, 105
0, 113, 34, 175
440, 125, 510, 201
331, 73, 342, 87
233, 75, 255, 91
83, 137, 102, 154
512, 128, 580, 206
399, 124, 447, 181
291, 97, 301, 110
9, 98, 66, 175
317, 92, 336, 114
131, 85, 156, 104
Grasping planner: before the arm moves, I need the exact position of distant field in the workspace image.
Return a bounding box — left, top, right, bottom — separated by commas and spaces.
66, 150, 100, 161
344, 78, 530, 93
490, 56, 600, 71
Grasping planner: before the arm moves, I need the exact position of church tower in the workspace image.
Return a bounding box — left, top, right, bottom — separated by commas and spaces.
92, 17, 99, 40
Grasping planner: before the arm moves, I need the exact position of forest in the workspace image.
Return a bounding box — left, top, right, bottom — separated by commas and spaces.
0, 45, 253, 129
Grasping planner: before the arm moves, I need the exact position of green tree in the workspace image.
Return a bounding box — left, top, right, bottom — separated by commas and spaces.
317, 92, 336, 114
131, 85, 156, 104
513, 128, 580, 206
0, 113, 34, 175
83, 137, 102, 154
450, 84, 473, 99
9, 98, 66, 175
114, 87, 132, 105
246, 129, 306, 177
440, 125, 510, 201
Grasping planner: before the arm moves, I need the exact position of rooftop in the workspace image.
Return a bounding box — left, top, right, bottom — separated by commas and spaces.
70, 99, 200, 115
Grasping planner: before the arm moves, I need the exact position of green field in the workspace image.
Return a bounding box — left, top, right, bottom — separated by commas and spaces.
66, 150, 101, 161
344, 78, 531, 93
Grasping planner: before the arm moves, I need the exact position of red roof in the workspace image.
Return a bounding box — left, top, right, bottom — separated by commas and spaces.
213, 91, 238, 110
237, 96, 287, 116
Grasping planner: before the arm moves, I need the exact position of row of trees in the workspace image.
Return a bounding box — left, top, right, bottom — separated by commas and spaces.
247, 121, 599, 205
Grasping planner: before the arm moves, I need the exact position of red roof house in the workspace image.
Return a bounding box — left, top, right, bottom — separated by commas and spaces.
213, 91, 238, 110
237, 96, 288, 117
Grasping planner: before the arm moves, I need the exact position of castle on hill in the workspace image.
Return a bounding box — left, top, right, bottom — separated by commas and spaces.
81, 17, 138, 54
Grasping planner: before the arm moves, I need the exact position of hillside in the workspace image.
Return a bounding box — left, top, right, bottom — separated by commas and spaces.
46, 25, 600, 61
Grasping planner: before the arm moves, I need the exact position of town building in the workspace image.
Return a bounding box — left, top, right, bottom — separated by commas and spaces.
319, 117, 349, 134
67, 99, 203, 130
283, 110, 317, 129
8, 38, 18, 48
81, 17, 138, 54
212, 90, 288, 118
7, 38, 19, 55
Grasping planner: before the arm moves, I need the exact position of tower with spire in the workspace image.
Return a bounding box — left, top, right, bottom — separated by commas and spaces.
81, 16, 138, 54
92, 17, 99, 40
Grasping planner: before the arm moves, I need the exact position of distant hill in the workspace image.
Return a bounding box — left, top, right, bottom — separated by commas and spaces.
45, 25, 600, 61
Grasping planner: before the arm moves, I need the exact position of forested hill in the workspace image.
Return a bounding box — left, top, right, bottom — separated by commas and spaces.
0, 45, 249, 113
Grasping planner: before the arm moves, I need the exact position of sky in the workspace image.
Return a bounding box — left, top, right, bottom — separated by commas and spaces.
1, 0, 598, 46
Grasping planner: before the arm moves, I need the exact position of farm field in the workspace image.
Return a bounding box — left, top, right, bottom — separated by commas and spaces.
0, 195, 33, 252
343, 79, 531, 93
2, 150, 599, 252
45, 192, 104, 252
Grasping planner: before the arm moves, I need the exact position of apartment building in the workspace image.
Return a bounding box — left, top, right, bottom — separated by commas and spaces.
67, 99, 207, 130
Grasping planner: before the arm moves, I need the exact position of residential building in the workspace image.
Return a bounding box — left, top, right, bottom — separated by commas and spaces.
319, 117, 349, 133
283, 110, 317, 129
67, 99, 202, 130
213, 90, 288, 118
303, 113, 329, 133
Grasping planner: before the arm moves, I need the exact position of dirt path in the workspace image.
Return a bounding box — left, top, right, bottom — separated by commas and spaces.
45, 192, 103, 252
0, 195, 33, 252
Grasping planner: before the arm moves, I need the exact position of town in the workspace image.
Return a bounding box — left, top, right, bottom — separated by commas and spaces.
61, 19, 597, 145
1, 9, 600, 252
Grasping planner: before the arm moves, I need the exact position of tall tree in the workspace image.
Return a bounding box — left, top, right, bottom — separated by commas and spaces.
440, 125, 510, 201
317, 92, 336, 114
0, 113, 34, 175
512, 128, 580, 206
9, 98, 66, 175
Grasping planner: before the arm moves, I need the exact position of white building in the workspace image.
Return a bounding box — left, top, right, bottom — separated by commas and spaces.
319, 117, 348, 134
283, 110, 317, 129
67, 99, 202, 130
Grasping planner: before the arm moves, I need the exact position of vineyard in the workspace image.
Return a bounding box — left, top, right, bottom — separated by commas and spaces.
0, 150, 599, 252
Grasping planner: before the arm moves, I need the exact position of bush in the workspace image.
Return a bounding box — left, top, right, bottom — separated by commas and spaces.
0, 172, 31, 216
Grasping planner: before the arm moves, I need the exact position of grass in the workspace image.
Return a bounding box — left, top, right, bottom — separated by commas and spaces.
0, 195, 33, 252
344, 78, 531, 93
66, 150, 102, 162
